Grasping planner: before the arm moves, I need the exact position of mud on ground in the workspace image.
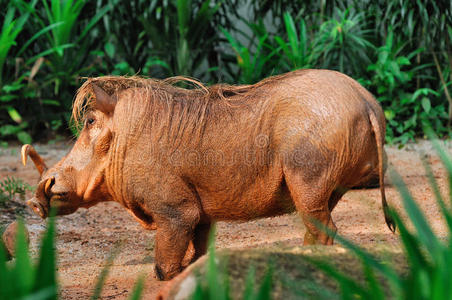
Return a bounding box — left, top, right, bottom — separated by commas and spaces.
0, 140, 450, 299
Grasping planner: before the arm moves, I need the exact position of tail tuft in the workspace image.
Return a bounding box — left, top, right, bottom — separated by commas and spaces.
384, 208, 396, 233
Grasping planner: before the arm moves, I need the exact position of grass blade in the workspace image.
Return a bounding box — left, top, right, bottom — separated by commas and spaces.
391, 212, 428, 270
128, 275, 144, 300
77, 5, 110, 42
32, 214, 57, 299
421, 157, 452, 237
307, 257, 369, 297
254, 265, 272, 300
90, 244, 120, 300
363, 262, 385, 300
316, 221, 401, 287
17, 22, 64, 56
12, 219, 33, 297
0, 234, 12, 299
390, 169, 440, 255
242, 266, 255, 300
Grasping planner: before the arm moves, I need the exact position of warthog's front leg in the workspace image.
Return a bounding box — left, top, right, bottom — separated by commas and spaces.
154, 227, 191, 280
153, 200, 201, 280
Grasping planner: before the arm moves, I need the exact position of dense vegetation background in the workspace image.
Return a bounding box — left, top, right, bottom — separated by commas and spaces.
0, 0, 451, 145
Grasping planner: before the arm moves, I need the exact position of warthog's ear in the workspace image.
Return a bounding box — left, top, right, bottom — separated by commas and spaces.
92, 84, 117, 115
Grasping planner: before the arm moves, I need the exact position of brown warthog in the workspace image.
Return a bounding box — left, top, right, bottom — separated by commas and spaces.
23, 69, 395, 280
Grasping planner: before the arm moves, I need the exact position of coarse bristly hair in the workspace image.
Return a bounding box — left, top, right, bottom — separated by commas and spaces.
71, 72, 301, 144
71, 75, 270, 127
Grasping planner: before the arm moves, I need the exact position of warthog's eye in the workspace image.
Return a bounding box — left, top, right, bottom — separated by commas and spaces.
86, 117, 96, 126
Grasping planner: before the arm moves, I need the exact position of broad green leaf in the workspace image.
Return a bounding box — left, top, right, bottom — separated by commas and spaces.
6, 106, 22, 123
2, 83, 24, 93
17, 131, 32, 144
0, 124, 21, 136
105, 42, 115, 58
283, 13, 298, 57
41, 99, 61, 106
0, 94, 18, 102
397, 56, 410, 65
421, 97, 431, 113
384, 110, 395, 120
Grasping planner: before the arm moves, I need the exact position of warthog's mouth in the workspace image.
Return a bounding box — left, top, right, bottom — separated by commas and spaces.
27, 193, 72, 219
26, 198, 48, 219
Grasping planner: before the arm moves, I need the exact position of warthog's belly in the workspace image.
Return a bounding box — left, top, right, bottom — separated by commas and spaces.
200, 177, 295, 221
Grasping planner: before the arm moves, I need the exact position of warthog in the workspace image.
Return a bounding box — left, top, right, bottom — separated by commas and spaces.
23, 69, 395, 280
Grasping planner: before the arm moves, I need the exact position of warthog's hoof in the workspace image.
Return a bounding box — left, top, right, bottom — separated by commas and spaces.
155, 263, 182, 281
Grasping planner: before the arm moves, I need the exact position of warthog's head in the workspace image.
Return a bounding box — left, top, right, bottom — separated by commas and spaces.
24, 85, 116, 218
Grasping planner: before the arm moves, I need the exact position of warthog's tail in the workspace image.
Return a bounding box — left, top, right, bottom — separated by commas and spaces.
368, 109, 396, 233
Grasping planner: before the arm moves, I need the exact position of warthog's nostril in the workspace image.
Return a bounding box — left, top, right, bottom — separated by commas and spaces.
26, 198, 47, 219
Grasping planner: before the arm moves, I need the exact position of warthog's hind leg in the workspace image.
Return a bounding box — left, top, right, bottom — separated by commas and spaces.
191, 223, 211, 263
181, 223, 211, 267
283, 168, 337, 245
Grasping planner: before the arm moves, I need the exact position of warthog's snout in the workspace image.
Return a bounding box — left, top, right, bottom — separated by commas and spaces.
26, 197, 48, 219
22, 143, 81, 218
26, 176, 55, 219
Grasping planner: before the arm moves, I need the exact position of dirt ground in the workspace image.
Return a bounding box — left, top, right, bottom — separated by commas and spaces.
0, 140, 450, 299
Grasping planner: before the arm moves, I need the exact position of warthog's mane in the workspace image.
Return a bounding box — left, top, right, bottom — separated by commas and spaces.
72, 72, 306, 146
72, 74, 296, 143
72, 76, 262, 126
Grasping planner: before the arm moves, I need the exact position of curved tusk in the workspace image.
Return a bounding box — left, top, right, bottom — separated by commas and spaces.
44, 176, 55, 197
21, 144, 48, 176
21, 144, 30, 166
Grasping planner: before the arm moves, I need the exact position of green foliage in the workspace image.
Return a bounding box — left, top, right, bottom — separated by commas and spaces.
273, 13, 318, 71
0, 176, 33, 204
88, 240, 144, 300
361, 29, 444, 144
0, 217, 58, 299
317, 8, 374, 76
0, 0, 44, 145
99, 0, 222, 79
0, 0, 36, 86
0, 0, 108, 143
221, 20, 279, 84
29, 0, 110, 104
128, 276, 145, 300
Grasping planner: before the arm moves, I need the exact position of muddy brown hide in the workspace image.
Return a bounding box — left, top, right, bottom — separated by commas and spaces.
23, 69, 395, 281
